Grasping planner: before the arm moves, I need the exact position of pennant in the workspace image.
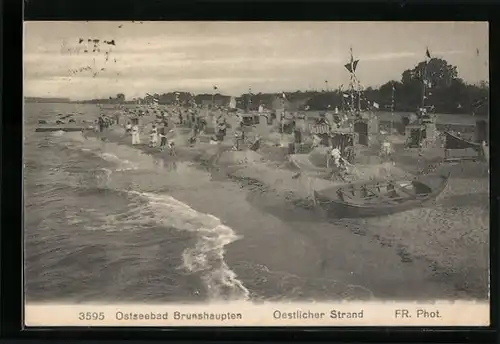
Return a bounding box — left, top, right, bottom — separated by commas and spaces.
344, 60, 359, 74
425, 48, 431, 60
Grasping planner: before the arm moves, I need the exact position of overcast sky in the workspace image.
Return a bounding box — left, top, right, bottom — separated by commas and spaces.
24, 21, 488, 100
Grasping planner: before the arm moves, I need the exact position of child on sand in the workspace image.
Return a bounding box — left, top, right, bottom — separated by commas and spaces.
149, 125, 158, 147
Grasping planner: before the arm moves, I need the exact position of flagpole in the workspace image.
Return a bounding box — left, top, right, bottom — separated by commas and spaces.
390, 82, 395, 134
422, 47, 430, 110
339, 85, 343, 113
348, 47, 356, 115
247, 86, 252, 113
212, 86, 216, 111
281, 92, 285, 141
357, 81, 361, 113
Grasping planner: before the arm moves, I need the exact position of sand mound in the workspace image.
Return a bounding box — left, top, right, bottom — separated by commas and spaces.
308, 147, 330, 167
229, 162, 335, 199
217, 150, 264, 166
266, 132, 293, 146
349, 162, 410, 181
384, 134, 407, 145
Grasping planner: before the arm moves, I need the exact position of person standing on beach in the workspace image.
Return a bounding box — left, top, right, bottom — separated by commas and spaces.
125, 121, 132, 135
132, 123, 140, 145
149, 125, 158, 147
159, 125, 168, 151
178, 110, 183, 125
98, 114, 105, 132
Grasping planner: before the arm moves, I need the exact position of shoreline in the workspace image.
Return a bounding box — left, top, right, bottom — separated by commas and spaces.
82, 126, 489, 300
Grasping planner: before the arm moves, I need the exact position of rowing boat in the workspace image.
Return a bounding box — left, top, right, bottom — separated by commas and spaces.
444, 131, 480, 150
34, 126, 93, 132
313, 172, 450, 218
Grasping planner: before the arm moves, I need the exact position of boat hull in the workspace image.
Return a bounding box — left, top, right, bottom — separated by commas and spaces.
314, 173, 450, 218
35, 127, 92, 132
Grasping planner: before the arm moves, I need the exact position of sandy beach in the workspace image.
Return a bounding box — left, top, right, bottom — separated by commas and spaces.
74, 105, 489, 301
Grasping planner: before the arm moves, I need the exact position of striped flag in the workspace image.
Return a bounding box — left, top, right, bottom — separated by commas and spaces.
147, 93, 159, 104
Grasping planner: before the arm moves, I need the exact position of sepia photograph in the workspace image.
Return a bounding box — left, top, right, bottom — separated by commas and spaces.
23, 21, 489, 326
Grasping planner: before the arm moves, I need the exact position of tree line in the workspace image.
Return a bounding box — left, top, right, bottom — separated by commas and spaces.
303, 58, 488, 115
72, 57, 488, 116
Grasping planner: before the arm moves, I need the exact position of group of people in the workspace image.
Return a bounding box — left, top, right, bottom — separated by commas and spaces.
124, 120, 175, 154
95, 114, 114, 132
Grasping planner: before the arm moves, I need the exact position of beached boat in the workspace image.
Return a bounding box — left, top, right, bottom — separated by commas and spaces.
313, 172, 450, 218
444, 131, 480, 150
35, 126, 94, 132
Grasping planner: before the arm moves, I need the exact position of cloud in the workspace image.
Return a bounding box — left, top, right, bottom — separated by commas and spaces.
23, 22, 488, 98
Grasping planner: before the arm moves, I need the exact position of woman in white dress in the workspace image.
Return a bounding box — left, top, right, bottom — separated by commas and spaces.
131, 124, 140, 145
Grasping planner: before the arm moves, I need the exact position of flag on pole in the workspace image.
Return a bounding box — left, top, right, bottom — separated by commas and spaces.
146, 93, 159, 104
425, 48, 431, 60
344, 59, 359, 74
344, 48, 359, 74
